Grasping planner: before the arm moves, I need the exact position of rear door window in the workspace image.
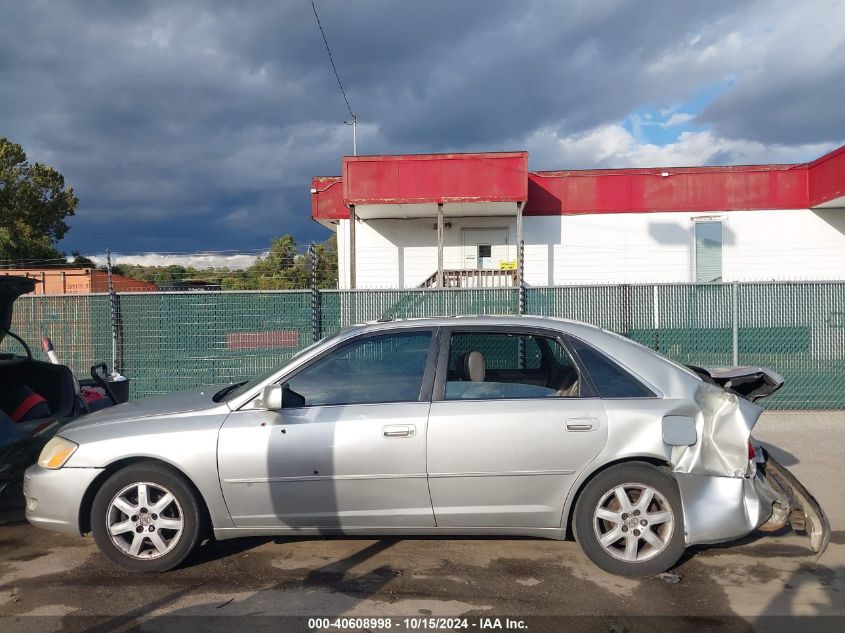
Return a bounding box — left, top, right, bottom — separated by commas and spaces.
443, 331, 582, 400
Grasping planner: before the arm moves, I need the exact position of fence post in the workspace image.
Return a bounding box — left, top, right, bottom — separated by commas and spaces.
731, 282, 739, 366
518, 240, 526, 315
620, 283, 632, 335
106, 248, 124, 373
517, 201, 525, 315
653, 284, 660, 352
308, 244, 322, 342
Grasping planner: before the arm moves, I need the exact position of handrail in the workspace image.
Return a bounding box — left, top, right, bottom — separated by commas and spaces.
418, 269, 518, 288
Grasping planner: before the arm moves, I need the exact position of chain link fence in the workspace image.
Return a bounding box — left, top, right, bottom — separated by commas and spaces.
5, 282, 844, 409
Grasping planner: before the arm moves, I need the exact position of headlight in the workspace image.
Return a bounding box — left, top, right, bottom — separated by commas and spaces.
37, 436, 79, 470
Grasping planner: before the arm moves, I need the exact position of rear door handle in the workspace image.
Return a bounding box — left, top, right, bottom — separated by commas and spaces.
383, 424, 416, 438
566, 417, 598, 431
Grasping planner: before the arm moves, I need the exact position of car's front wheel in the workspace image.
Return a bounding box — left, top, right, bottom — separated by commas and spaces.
91, 463, 203, 572
574, 462, 685, 577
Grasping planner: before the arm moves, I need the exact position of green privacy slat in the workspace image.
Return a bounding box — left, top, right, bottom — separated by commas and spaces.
4, 283, 843, 409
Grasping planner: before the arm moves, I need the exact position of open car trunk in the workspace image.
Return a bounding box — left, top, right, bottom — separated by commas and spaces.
1, 276, 78, 422
1, 276, 87, 511
2, 275, 87, 431
1, 276, 38, 357
0, 358, 80, 425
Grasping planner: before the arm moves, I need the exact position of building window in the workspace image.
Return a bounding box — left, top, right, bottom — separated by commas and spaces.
694, 220, 723, 283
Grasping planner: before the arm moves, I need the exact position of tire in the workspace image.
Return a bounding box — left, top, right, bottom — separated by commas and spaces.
573, 462, 685, 577
91, 462, 203, 572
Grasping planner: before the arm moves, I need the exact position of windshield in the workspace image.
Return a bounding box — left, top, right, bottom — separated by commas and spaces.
214, 338, 328, 402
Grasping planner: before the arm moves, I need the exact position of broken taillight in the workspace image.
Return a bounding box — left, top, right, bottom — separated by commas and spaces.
748, 441, 757, 460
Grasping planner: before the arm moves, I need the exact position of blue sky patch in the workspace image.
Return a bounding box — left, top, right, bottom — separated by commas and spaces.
622, 79, 736, 145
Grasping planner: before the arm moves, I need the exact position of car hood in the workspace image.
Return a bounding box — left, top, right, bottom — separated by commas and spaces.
60, 387, 228, 432
0, 276, 37, 346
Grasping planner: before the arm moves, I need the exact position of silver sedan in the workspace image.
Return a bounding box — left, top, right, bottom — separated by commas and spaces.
24, 316, 829, 576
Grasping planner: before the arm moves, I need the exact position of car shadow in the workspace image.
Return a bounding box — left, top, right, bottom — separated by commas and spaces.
182, 531, 543, 570
78, 538, 401, 633
179, 535, 274, 569
751, 562, 844, 629
758, 441, 800, 466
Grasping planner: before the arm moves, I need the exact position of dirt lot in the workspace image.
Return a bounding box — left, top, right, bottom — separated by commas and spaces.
1, 411, 843, 632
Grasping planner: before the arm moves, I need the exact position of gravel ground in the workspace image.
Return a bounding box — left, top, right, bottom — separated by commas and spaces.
1, 411, 843, 632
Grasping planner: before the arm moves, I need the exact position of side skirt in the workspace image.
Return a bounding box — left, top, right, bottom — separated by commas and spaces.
213, 526, 567, 541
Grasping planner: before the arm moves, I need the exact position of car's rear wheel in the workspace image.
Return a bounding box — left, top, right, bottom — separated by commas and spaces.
91, 463, 202, 572
574, 463, 685, 577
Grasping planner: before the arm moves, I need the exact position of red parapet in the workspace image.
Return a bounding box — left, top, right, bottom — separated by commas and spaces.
808, 145, 845, 207
342, 152, 528, 206
525, 164, 809, 215
311, 176, 345, 221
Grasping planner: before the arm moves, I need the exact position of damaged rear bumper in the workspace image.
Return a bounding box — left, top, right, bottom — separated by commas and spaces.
677, 448, 830, 557
756, 447, 830, 556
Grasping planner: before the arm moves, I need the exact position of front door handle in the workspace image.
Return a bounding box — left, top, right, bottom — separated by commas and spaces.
383, 424, 416, 438
566, 417, 598, 431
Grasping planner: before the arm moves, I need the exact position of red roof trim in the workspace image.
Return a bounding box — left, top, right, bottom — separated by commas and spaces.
524, 165, 809, 216
342, 151, 528, 206
342, 151, 529, 162
808, 144, 845, 207
532, 162, 804, 177
808, 143, 845, 168
311, 145, 845, 222
311, 176, 345, 221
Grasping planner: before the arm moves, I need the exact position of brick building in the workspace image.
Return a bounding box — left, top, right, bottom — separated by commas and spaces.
0, 268, 156, 294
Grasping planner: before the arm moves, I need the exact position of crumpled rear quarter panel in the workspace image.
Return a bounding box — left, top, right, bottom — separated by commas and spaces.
568, 381, 777, 547
672, 384, 763, 478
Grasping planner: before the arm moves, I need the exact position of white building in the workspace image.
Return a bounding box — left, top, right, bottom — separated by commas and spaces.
311, 147, 845, 289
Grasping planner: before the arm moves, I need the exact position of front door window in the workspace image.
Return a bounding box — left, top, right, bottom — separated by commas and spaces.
284, 331, 432, 407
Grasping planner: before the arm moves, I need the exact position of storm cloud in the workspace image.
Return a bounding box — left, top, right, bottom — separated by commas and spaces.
1, 0, 843, 257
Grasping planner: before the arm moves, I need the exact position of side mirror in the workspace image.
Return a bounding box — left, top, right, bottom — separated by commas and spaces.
258, 384, 284, 410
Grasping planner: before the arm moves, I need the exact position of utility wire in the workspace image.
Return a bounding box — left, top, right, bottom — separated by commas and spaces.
310, 0, 354, 119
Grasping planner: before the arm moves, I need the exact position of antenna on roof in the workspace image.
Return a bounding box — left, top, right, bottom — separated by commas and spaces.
345, 114, 358, 156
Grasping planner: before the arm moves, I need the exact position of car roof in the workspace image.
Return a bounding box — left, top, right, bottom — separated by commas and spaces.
351, 314, 602, 335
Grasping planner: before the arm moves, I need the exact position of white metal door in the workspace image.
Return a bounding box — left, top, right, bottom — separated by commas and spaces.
462, 229, 508, 270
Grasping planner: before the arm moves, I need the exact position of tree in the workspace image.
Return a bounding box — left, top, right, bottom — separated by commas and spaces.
313, 234, 338, 288
248, 234, 309, 290
111, 234, 339, 290
69, 251, 97, 268
0, 137, 78, 266
250, 235, 300, 277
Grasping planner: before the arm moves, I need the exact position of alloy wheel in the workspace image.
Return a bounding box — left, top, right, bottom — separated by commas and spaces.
592, 482, 675, 563
106, 481, 184, 559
